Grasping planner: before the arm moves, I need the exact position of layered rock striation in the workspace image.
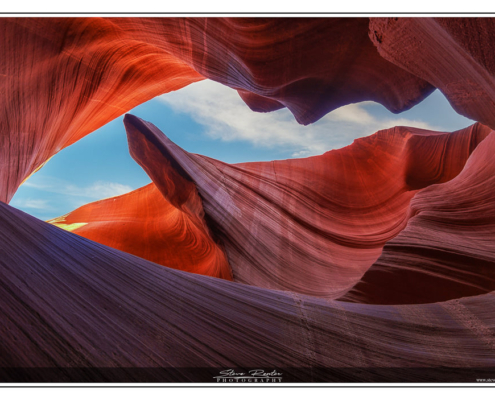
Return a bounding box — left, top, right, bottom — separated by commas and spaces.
55, 115, 484, 299
0, 17, 432, 203
49, 182, 232, 280
3, 17, 495, 382
2, 201, 495, 382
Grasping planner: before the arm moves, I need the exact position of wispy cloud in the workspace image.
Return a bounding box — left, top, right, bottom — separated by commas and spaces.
9, 198, 52, 211
159, 80, 441, 157
12, 178, 135, 220
21, 178, 133, 202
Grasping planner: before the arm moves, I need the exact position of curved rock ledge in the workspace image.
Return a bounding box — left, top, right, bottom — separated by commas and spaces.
370, 18, 495, 129
342, 131, 495, 304
95, 115, 488, 299
0, 17, 432, 203
3, 17, 495, 381
2, 201, 495, 381
48, 182, 232, 280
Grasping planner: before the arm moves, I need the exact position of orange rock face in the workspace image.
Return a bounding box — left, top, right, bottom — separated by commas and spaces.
47, 117, 491, 294
49, 183, 232, 280
104, 116, 485, 298
342, 131, 495, 305
4, 17, 495, 382
0, 18, 203, 204
1, 17, 431, 204
47, 113, 232, 280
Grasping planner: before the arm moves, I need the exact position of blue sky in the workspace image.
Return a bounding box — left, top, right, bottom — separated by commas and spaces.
10, 80, 475, 221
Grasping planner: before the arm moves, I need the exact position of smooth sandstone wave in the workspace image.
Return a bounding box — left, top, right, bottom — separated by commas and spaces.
1, 17, 432, 204
114, 115, 488, 298
6, 17, 495, 206
106, 18, 432, 123
48, 182, 232, 280
4, 17, 495, 381
2, 201, 495, 382
342, 131, 495, 305
0, 18, 203, 204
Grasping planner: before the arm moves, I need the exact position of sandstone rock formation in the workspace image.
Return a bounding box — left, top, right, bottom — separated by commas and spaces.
71, 115, 492, 299
0, 17, 432, 204
46, 117, 490, 297
48, 182, 232, 280
2, 201, 495, 382
2, 17, 495, 382
342, 131, 495, 305
370, 18, 495, 129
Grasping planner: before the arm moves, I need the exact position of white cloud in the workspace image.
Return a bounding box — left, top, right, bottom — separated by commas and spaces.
10, 198, 51, 211
158, 80, 441, 158
22, 178, 133, 201
78, 181, 134, 200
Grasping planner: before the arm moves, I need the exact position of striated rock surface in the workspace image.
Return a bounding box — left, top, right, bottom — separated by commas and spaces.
0, 17, 432, 204
5, 17, 495, 382
0, 18, 203, 204
107, 18, 432, 124
342, 131, 495, 305
2, 201, 495, 382
117, 115, 490, 298
370, 18, 495, 129
48, 182, 232, 280
7, 17, 495, 206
